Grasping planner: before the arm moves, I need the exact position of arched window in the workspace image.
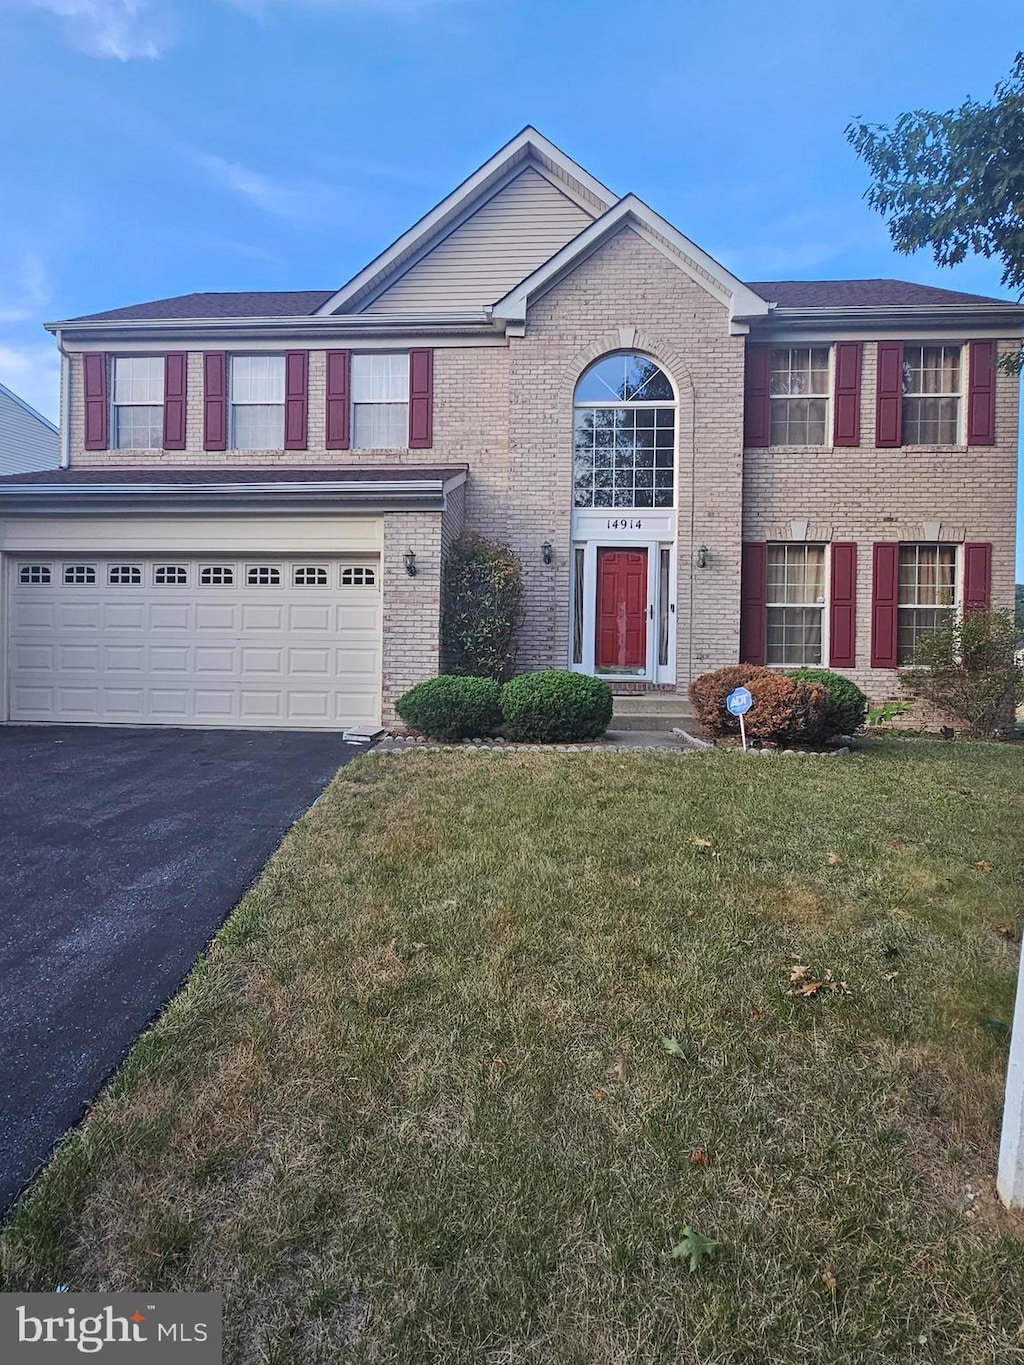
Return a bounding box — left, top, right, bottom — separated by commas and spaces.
573, 353, 675, 510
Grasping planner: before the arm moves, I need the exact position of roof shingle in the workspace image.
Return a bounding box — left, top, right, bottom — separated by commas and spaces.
746, 279, 1015, 308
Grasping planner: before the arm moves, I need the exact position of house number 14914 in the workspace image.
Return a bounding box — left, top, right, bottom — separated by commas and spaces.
606, 518, 642, 530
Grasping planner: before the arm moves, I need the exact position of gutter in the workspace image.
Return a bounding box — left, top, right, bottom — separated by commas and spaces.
44, 313, 503, 341
56, 328, 70, 468
752, 303, 1024, 330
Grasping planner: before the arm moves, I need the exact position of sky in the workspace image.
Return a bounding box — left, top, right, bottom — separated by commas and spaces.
1, 0, 1021, 571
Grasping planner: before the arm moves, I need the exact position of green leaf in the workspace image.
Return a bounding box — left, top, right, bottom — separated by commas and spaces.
670, 1226, 720, 1273
661, 1036, 686, 1057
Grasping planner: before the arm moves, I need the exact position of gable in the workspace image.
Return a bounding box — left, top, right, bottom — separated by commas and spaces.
360, 167, 595, 316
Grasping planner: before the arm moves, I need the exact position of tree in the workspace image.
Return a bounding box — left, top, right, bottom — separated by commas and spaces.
847, 54, 1024, 374
441, 534, 524, 681
898, 609, 1022, 736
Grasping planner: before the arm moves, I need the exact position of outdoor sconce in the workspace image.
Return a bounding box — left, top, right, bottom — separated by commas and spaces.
696, 544, 709, 569
403, 549, 417, 578
541, 540, 553, 566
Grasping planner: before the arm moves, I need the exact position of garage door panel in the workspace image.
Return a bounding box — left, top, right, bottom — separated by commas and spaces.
9, 554, 382, 730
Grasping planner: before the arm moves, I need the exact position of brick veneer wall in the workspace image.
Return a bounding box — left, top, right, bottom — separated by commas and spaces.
742, 338, 1020, 702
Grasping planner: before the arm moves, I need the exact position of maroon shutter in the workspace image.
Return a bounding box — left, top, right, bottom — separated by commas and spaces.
743, 345, 771, 447
203, 352, 227, 451
967, 340, 996, 446
870, 542, 900, 668
963, 542, 992, 613
833, 342, 862, 447
163, 352, 187, 450
829, 542, 857, 667
83, 352, 108, 450
284, 351, 308, 450
739, 542, 767, 664
875, 342, 903, 447
408, 348, 433, 449
325, 350, 351, 450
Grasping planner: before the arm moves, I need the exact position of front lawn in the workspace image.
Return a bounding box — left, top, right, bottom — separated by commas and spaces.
3, 742, 1024, 1363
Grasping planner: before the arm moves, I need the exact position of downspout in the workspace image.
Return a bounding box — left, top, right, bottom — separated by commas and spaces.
55, 328, 70, 468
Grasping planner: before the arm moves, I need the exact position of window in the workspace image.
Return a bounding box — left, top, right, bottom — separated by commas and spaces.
63, 564, 97, 585
770, 348, 829, 446
246, 565, 282, 586
19, 564, 51, 584
902, 346, 961, 444
573, 353, 675, 509
154, 565, 188, 585
351, 354, 408, 450
898, 544, 957, 663
113, 356, 163, 449
108, 564, 142, 585
231, 356, 285, 450
199, 566, 234, 586
765, 544, 825, 665
341, 566, 376, 586
294, 566, 328, 586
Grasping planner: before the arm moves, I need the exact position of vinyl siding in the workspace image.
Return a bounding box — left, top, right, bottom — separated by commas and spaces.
0, 387, 58, 475
362, 167, 594, 315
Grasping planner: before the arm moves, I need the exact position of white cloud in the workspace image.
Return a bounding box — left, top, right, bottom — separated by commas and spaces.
27, 0, 169, 60
0, 341, 61, 423
0, 253, 51, 324
195, 152, 354, 226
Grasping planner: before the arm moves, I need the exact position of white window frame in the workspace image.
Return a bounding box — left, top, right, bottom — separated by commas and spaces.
230, 355, 285, 451
572, 354, 678, 512
350, 353, 409, 451
764, 542, 828, 667
896, 543, 958, 665
901, 345, 963, 446
768, 346, 832, 448
112, 356, 164, 450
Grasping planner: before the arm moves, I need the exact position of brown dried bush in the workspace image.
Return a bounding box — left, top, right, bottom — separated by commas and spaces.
745, 673, 830, 745
688, 665, 774, 736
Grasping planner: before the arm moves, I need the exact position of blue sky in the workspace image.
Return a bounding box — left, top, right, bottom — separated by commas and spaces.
1, 0, 1021, 571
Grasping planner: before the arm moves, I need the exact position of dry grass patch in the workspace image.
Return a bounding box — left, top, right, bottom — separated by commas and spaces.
2, 740, 1024, 1363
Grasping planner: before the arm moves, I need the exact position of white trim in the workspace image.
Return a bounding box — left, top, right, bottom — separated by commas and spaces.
568, 540, 677, 685
492, 195, 771, 329
316, 128, 616, 317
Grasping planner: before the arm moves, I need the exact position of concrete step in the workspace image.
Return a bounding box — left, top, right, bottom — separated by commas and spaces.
612, 711, 694, 731
612, 694, 693, 717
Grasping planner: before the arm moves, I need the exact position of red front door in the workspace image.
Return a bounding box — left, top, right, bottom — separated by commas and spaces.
596, 548, 648, 672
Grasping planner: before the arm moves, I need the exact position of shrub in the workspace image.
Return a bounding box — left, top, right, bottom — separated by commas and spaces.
441, 535, 524, 681
744, 673, 830, 745
898, 608, 1023, 736
501, 670, 613, 742
688, 664, 774, 737
395, 675, 502, 741
784, 667, 868, 736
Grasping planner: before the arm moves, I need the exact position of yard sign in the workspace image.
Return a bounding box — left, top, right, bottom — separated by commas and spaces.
725, 686, 752, 752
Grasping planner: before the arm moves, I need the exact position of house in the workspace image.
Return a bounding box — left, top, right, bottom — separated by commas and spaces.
0, 128, 1019, 731
0, 382, 58, 476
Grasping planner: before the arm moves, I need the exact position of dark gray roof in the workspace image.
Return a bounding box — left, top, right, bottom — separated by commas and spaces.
62, 278, 1017, 323
746, 279, 1015, 308
0, 464, 467, 487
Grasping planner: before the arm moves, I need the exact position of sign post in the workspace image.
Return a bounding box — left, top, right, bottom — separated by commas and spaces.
725, 686, 753, 751
998, 934, 1024, 1207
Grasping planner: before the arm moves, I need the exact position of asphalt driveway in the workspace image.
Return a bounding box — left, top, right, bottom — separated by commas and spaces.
0, 724, 359, 1215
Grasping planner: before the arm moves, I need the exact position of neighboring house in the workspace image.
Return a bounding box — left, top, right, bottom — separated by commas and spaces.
0, 382, 58, 476
0, 128, 1019, 731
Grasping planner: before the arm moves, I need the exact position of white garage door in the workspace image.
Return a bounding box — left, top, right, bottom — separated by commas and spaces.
6, 555, 382, 729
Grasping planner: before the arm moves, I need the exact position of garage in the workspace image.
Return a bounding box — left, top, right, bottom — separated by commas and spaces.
6, 553, 382, 729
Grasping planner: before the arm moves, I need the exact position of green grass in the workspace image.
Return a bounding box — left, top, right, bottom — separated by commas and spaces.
3, 740, 1024, 1363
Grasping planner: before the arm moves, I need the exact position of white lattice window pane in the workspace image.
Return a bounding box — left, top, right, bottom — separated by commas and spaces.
233, 404, 284, 450
352, 402, 407, 450
115, 405, 163, 449
351, 353, 409, 403
230, 355, 285, 403
765, 607, 823, 665
113, 356, 163, 404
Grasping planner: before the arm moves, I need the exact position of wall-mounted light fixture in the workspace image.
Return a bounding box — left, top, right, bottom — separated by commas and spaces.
541, 540, 553, 566
696, 544, 709, 569
403, 549, 417, 578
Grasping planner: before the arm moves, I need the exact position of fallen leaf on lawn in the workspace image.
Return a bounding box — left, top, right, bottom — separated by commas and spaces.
821, 1266, 838, 1297
592, 1088, 605, 1103
689, 1148, 710, 1169
670, 1226, 719, 1273
991, 920, 1022, 942
798, 980, 825, 996
612, 1056, 629, 1084
881, 970, 900, 981
661, 1036, 687, 1057
786, 964, 850, 998
887, 841, 906, 853
827, 852, 843, 866
689, 836, 714, 852
976, 860, 993, 873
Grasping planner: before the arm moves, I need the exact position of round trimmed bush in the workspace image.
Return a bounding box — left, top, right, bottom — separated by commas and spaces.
784, 667, 868, 737
688, 664, 774, 737
745, 673, 830, 745
501, 670, 613, 742
395, 675, 502, 741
